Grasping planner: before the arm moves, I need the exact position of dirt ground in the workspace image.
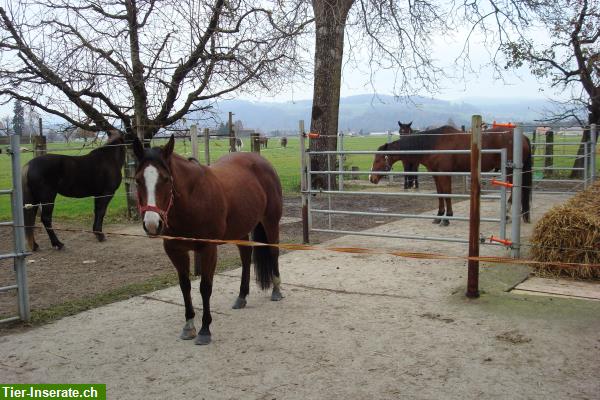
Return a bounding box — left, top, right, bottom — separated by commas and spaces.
0, 180, 441, 322
0, 191, 598, 400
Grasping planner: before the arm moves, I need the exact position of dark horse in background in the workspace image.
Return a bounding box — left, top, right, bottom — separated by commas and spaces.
398, 121, 418, 189
370, 127, 532, 225
397, 122, 463, 189
23, 132, 127, 251
132, 135, 283, 345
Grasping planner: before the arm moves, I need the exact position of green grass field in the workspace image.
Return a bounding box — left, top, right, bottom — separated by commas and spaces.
0, 134, 597, 222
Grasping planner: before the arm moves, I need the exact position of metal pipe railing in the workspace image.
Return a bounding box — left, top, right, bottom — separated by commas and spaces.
308, 149, 504, 155
308, 170, 501, 177
8, 133, 30, 322
511, 125, 523, 258
304, 189, 501, 200
311, 208, 501, 223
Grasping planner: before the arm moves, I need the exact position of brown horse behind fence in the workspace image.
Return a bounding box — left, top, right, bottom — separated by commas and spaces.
370, 127, 532, 225
132, 135, 283, 345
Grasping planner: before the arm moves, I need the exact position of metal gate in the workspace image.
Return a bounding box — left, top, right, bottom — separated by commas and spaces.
1, 133, 30, 323
525, 123, 597, 193
299, 121, 512, 247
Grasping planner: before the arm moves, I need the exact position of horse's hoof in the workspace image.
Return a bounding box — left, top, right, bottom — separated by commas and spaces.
32, 243, 39, 252
53, 242, 65, 250
432, 219, 441, 224
194, 334, 211, 345
180, 327, 197, 340
232, 297, 247, 309
271, 288, 284, 301
95, 233, 106, 242
441, 219, 450, 227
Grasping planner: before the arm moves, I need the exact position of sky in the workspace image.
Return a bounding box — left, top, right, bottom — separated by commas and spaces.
0, 12, 562, 120
240, 26, 556, 104
241, 19, 566, 102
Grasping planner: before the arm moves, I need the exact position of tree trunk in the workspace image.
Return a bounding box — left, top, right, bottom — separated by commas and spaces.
571, 105, 599, 178
309, 0, 354, 189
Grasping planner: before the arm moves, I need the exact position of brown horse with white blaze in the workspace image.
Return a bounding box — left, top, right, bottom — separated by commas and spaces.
133, 135, 283, 345
370, 127, 532, 225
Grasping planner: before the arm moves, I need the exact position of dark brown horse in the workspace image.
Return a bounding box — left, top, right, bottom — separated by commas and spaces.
370, 127, 532, 225
398, 123, 463, 190
132, 135, 283, 345
280, 137, 288, 148
398, 121, 418, 189
22, 132, 127, 250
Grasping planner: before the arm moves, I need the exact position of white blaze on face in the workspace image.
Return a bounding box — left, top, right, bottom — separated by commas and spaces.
143, 165, 161, 234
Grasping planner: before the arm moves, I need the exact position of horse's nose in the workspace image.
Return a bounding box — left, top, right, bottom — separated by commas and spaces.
143, 214, 163, 236
369, 174, 380, 184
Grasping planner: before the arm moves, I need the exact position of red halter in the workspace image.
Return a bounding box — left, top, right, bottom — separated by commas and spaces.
137, 178, 175, 228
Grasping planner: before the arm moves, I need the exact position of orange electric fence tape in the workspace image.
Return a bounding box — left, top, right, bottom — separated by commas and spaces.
21, 225, 600, 271
490, 178, 514, 188
492, 121, 516, 128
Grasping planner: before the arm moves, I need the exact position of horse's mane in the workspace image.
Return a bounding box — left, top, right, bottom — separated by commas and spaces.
89, 134, 125, 155
379, 125, 463, 152
384, 134, 437, 152
418, 125, 460, 135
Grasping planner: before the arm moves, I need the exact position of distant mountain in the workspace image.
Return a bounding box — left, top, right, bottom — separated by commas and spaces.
209, 94, 558, 134
36, 94, 559, 135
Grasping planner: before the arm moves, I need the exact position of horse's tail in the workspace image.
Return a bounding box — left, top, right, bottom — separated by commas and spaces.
522, 136, 532, 223
21, 164, 37, 249
251, 222, 275, 290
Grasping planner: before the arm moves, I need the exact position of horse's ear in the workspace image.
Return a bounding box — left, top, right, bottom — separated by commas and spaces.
162, 135, 175, 159
398, 121, 401, 127
132, 136, 144, 161
408, 121, 412, 127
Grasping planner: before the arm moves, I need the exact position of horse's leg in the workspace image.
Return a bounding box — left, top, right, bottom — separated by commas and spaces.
92, 195, 112, 242
40, 195, 64, 249
196, 244, 217, 345
164, 241, 196, 340
402, 161, 410, 189
24, 205, 39, 251
432, 176, 444, 224
232, 236, 251, 309
261, 220, 283, 301
440, 176, 452, 227
22, 171, 39, 251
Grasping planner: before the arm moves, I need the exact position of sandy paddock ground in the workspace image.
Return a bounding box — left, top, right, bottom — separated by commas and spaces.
0, 193, 599, 400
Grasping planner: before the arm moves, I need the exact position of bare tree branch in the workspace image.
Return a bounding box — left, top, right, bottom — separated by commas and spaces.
0, 0, 311, 138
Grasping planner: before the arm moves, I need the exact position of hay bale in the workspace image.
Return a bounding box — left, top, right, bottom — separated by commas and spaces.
529, 181, 600, 280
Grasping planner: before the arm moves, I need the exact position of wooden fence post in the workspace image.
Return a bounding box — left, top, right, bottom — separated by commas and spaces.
204, 128, 210, 165
300, 120, 309, 244
544, 130, 554, 178
251, 132, 260, 154
124, 148, 138, 219
228, 112, 236, 152
467, 114, 482, 298
190, 124, 198, 160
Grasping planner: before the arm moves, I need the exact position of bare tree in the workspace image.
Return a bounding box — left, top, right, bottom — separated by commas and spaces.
502, 0, 599, 177
0, 0, 311, 139
308, 0, 447, 186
